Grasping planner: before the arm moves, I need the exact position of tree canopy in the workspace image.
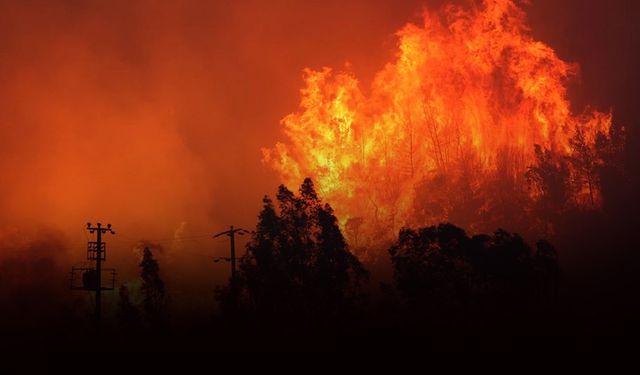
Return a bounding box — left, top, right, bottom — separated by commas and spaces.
217, 178, 368, 326
388, 223, 558, 321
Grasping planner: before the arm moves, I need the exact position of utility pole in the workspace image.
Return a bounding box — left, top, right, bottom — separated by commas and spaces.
213, 225, 250, 282
70, 222, 117, 337
86, 222, 115, 334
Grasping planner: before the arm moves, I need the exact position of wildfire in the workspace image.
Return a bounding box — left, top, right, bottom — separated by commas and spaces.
263, 0, 613, 247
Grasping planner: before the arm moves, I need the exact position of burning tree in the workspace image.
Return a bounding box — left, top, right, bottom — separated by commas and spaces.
263, 0, 618, 246
525, 144, 570, 235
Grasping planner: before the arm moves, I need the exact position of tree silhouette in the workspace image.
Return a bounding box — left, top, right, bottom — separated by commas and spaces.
534, 239, 559, 303
140, 247, 168, 330
388, 223, 558, 329
117, 285, 141, 335
594, 126, 626, 213
526, 144, 570, 235
568, 128, 601, 207
217, 178, 368, 328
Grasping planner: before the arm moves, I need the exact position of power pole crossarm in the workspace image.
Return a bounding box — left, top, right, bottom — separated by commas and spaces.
86, 222, 115, 335
213, 225, 249, 282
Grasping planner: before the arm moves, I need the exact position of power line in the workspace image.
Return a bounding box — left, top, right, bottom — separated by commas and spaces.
109, 233, 214, 246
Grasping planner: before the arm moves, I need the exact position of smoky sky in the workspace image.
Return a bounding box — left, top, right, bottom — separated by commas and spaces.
0, 0, 638, 261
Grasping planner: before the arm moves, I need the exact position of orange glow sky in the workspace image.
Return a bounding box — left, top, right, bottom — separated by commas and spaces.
0, 0, 638, 271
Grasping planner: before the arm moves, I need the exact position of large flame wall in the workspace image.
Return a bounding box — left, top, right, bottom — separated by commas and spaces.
264, 0, 612, 245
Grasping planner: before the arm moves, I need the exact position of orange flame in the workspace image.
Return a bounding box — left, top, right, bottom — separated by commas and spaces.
264, 0, 611, 246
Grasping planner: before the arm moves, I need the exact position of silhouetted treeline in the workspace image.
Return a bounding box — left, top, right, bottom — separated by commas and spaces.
382, 224, 559, 346
389, 224, 558, 313
215, 178, 368, 340
204, 178, 560, 350
3, 169, 638, 353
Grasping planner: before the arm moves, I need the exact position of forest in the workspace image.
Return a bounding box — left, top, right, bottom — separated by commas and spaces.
1, 0, 639, 354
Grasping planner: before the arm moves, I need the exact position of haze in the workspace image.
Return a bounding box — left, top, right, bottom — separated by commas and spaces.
0, 0, 637, 270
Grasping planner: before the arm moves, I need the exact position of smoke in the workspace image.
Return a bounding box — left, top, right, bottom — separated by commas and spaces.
0, 0, 434, 244
0, 1, 211, 237
0, 226, 86, 346
0, 0, 638, 305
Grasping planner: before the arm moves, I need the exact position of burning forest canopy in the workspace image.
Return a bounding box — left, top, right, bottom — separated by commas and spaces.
0, 0, 639, 352
0, 0, 637, 274
264, 0, 625, 250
